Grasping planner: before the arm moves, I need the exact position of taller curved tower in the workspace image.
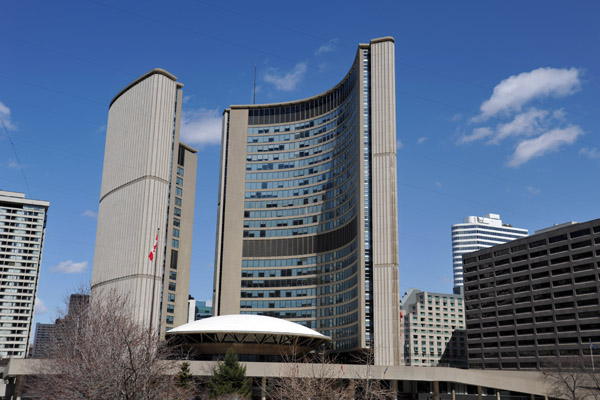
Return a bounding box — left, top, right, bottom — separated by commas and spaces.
214, 38, 400, 364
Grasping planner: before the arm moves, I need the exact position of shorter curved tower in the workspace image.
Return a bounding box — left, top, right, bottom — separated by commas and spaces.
214, 38, 400, 365
92, 69, 197, 335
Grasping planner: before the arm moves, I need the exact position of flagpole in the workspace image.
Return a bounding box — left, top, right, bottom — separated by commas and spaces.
149, 227, 160, 334
590, 339, 595, 373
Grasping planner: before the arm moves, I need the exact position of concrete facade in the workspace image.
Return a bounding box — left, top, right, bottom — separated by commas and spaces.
400, 289, 467, 368
91, 69, 198, 335
0, 190, 49, 358
463, 218, 600, 369
213, 38, 400, 364
0, 357, 556, 399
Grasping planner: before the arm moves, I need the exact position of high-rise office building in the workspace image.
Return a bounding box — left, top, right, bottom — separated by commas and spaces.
0, 190, 49, 358
92, 69, 198, 335
213, 38, 400, 365
452, 213, 528, 292
463, 218, 600, 370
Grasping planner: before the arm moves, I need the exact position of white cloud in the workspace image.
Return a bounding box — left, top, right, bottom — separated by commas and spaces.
264, 63, 307, 91
417, 137, 429, 145
7, 160, 20, 169
526, 186, 541, 196
315, 39, 339, 56
96, 125, 106, 134
82, 210, 97, 218
0, 101, 16, 130
457, 127, 493, 144
180, 108, 222, 147
182, 95, 193, 104
507, 125, 583, 167
476, 67, 580, 120
51, 260, 88, 274
491, 108, 549, 144
579, 147, 600, 160
434, 181, 442, 188
396, 139, 403, 150
35, 298, 48, 315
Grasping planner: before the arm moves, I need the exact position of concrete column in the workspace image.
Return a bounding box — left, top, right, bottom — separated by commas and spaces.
391, 380, 398, 400
433, 381, 440, 400
497, 391, 501, 400
477, 385, 482, 400
452, 389, 456, 400
261, 376, 266, 400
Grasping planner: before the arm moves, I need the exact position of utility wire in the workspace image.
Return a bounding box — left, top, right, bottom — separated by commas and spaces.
0, 116, 31, 197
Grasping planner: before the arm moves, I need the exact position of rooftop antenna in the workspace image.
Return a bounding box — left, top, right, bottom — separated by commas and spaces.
253, 63, 257, 104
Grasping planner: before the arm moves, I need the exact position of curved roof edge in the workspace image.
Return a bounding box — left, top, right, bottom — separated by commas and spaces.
229, 37, 393, 111
167, 314, 331, 340
109, 68, 181, 108
370, 36, 395, 44
230, 52, 360, 110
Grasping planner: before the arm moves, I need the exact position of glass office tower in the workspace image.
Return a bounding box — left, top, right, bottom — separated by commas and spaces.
214, 38, 400, 365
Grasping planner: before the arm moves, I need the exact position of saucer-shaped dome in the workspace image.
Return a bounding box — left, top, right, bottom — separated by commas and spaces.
166, 314, 330, 358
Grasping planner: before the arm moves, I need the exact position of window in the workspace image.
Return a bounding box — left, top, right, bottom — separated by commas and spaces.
177, 146, 185, 166
173, 218, 180, 227
168, 293, 175, 302
172, 239, 179, 248
166, 316, 174, 325
174, 197, 182, 206
170, 250, 178, 269
174, 208, 181, 216
168, 282, 176, 291
177, 167, 184, 176
176, 187, 183, 196
172, 228, 180, 238
169, 271, 177, 280
176, 177, 183, 186
167, 304, 174, 313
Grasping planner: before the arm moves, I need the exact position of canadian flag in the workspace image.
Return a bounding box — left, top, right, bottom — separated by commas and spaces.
148, 234, 158, 261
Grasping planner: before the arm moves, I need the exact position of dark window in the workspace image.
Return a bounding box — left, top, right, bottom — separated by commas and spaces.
170, 249, 178, 269
529, 239, 547, 248
572, 263, 593, 272
177, 146, 185, 166
494, 248, 509, 257
511, 243, 527, 253
550, 245, 569, 254
572, 240, 591, 249
570, 228, 590, 239
572, 251, 593, 261
549, 234, 568, 244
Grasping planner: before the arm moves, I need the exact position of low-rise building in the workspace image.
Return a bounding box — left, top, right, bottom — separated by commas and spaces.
400, 289, 466, 367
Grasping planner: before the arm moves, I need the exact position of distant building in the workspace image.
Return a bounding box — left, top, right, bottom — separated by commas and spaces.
452, 213, 528, 293
463, 218, 600, 370
30, 323, 55, 358
0, 190, 49, 358
31, 294, 89, 359
187, 297, 212, 323
91, 69, 198, 336
400, 289, 466, 368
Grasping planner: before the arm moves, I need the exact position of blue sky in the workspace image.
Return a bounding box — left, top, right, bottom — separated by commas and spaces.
1, 0, 598, 325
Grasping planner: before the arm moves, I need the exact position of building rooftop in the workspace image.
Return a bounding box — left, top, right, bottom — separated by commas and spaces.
168, 314, 328, 340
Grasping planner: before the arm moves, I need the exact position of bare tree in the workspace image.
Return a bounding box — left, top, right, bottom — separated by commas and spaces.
266, 347, 395, 400
26, 289, 195, 400
266, 348, 354, 400
543, 356, 600, 400
350, 348, 396, 400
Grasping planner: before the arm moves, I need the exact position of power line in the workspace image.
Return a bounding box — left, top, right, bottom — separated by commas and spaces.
0, 116, 31, 197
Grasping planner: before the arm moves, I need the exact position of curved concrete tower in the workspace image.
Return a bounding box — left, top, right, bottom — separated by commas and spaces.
92, 69, 197, 335
214, 38, 400, 365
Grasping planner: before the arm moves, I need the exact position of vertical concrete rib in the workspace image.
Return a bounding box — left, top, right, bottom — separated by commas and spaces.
370, 38, 400, 365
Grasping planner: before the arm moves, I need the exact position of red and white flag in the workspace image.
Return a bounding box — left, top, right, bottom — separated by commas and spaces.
148, 234, 158, 261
